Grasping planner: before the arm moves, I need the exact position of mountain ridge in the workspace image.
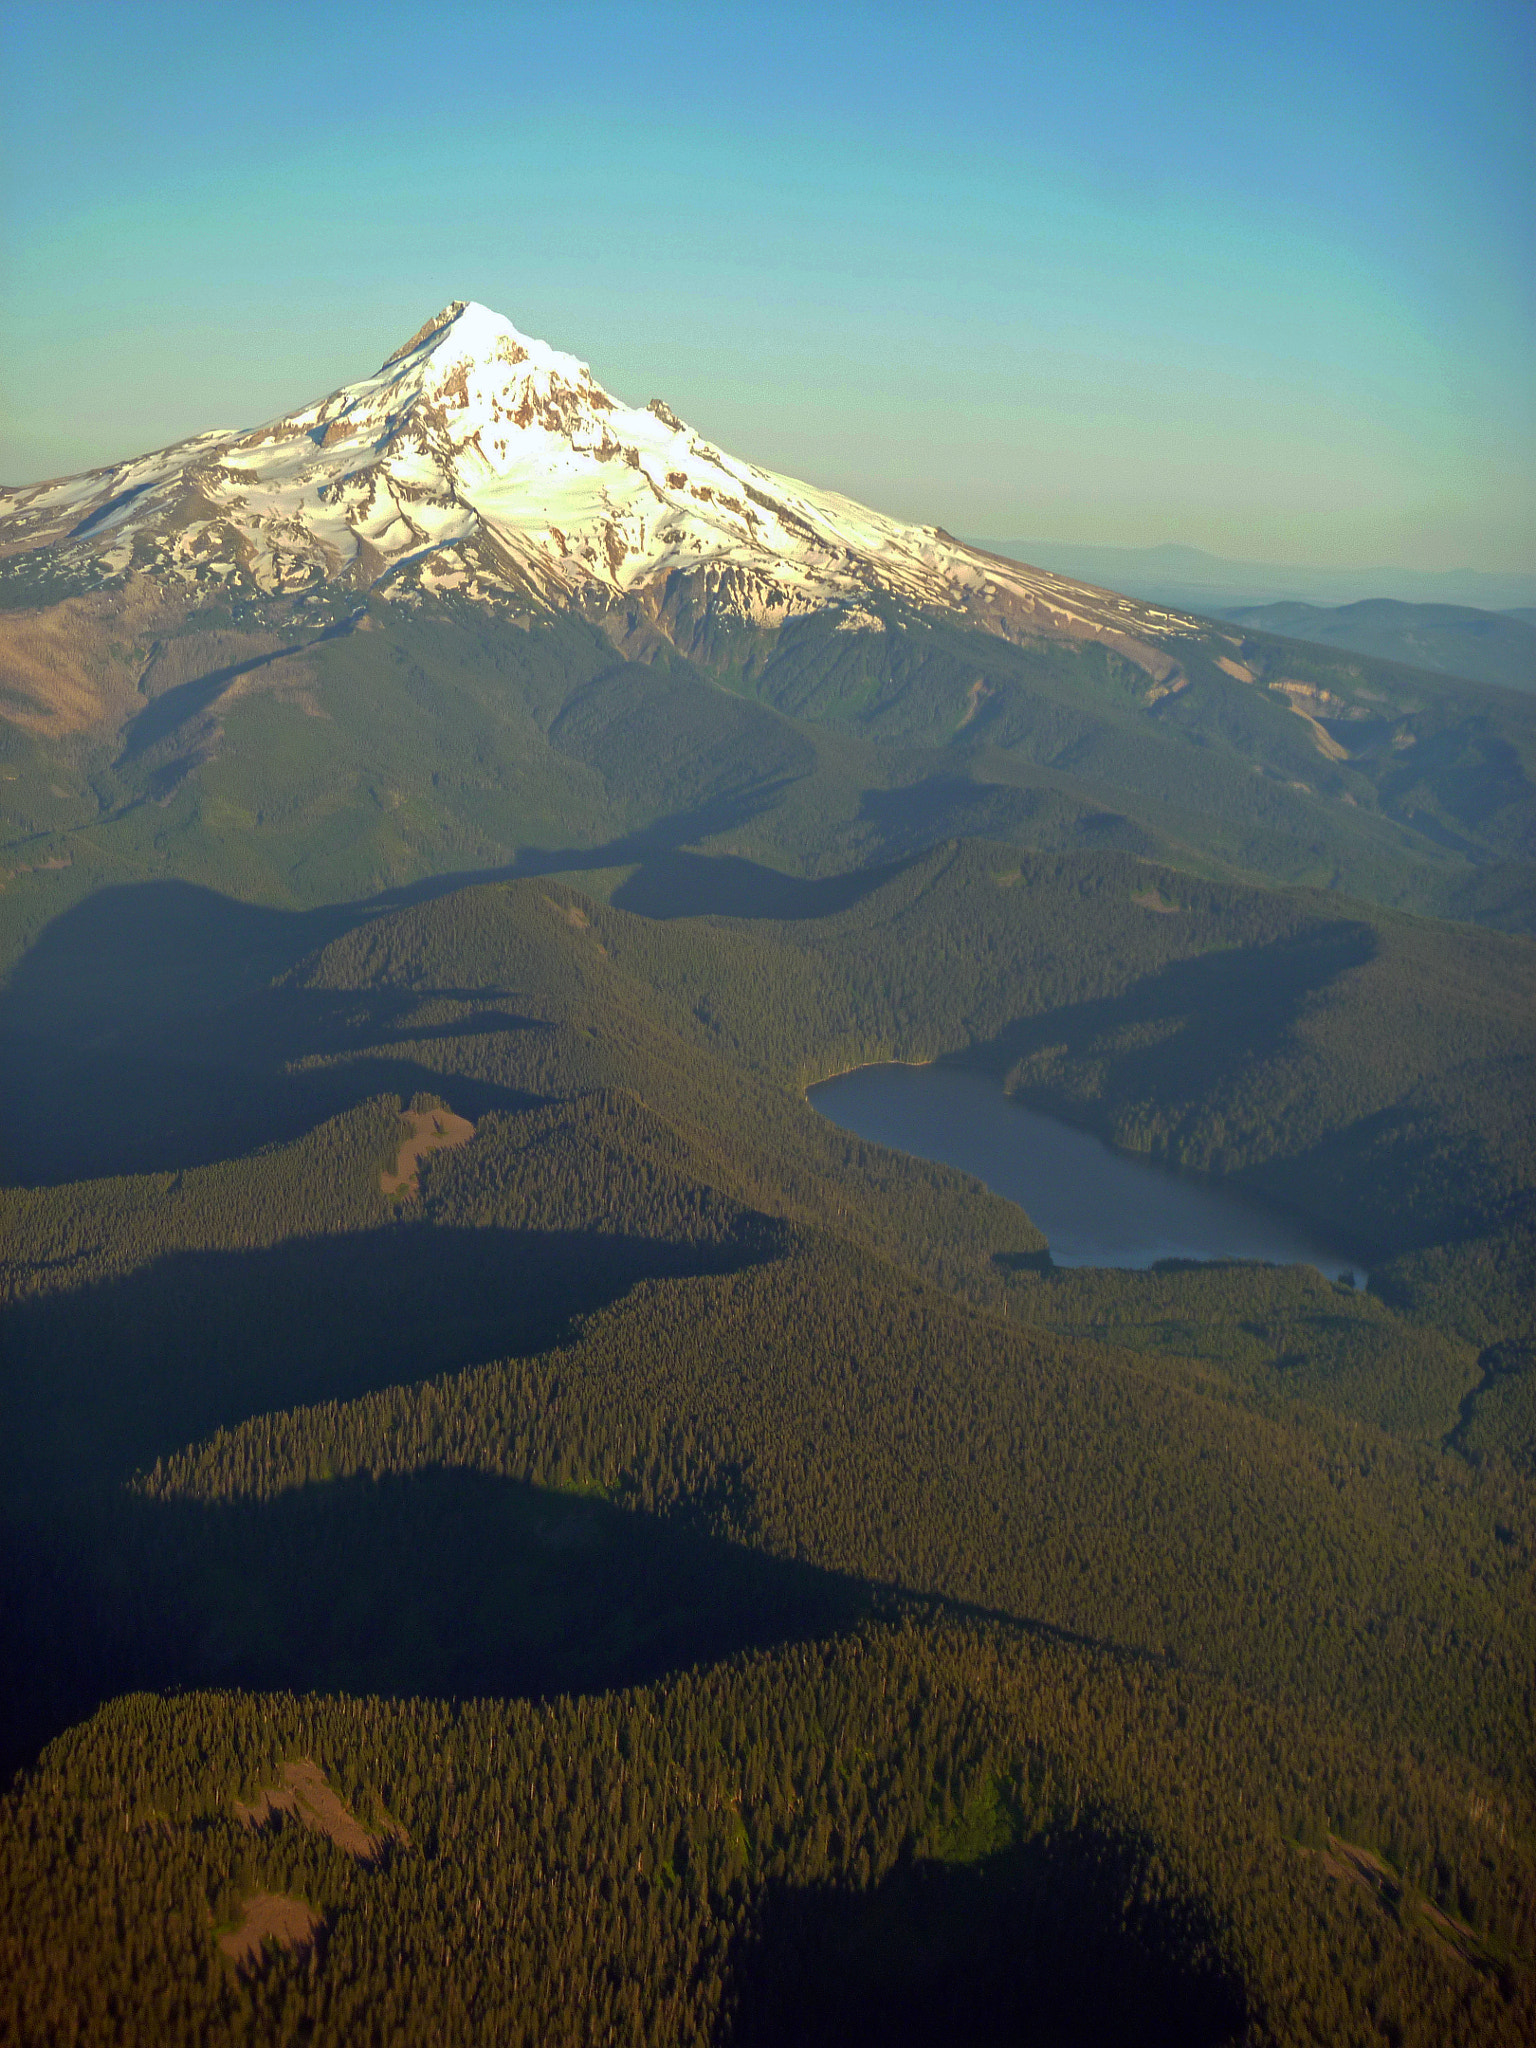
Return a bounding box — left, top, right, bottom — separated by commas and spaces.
1216, 598, 1536, 696
973, 538, 1536, 615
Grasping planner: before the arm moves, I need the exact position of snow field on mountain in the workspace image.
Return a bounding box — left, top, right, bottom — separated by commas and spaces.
0, 301, 1196, 659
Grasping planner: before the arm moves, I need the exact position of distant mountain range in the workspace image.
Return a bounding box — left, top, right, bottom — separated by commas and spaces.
973, 539, 1536, 617
1216, 599, 1536, 696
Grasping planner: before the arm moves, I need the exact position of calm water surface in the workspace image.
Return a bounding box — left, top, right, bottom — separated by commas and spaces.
809, 1063, 1361, 1282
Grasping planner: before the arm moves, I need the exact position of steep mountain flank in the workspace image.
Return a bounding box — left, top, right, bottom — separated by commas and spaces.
0, 301, 1193, 684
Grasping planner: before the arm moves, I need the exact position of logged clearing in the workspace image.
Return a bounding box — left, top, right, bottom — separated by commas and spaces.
1419, 1898, 1502, 1972
233, 1757, 405, 1863
380, 1107, 475, 1197
217, 1893, 321, 1974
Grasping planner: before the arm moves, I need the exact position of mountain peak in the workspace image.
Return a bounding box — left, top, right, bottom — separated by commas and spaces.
0, 302, 1196, 671
381, 301, 471, 367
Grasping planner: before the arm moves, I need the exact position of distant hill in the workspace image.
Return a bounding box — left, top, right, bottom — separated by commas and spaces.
1217, 599, 1536, 695
972, 539, 1536, 616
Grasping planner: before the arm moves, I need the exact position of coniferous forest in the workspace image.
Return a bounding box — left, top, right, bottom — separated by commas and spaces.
1, 587, 1533, 2045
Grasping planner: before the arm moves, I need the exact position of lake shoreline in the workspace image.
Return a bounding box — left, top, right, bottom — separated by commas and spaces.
808, 1059, 1368, 1286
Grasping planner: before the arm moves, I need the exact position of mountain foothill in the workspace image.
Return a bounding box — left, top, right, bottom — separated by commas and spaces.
1, 303, 1532, 2046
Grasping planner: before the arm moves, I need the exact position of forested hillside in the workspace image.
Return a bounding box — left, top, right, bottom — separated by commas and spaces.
5, 1624, 1531, 2047
1219, 600, 1536, 696
3, 575, 1533, 996
3, 206, 1533, 2045
3, 825, 1531, 2040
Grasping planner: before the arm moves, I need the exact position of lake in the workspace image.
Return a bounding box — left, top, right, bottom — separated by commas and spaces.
808, 1062, 1362, 1282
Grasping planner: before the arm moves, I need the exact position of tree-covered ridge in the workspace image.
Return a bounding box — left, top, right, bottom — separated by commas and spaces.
124, 1222, 1530, 1772
997, 1257, 1486, 1442
2, 581, 1532, 996
7, 840, 1530, 1461
4, 849, 1529, 1734
284, 841, 1534, 1255
1217, 598, 1536, 697
3, 1622, 1530, 2047
2, 829, 1531, 2041
7, 1066, 1527, 1751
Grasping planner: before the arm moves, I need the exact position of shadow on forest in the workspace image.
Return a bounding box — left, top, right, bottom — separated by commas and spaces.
3, 1220, 780, 1495
0, 980, 552, 1183
2, 1204, 809, 1780
0, 1469, 878, 1787
725, 1824, 1247, 2048
860, 775, 1065, 846
0, 847, 807, 1044
117, 609, 366, 767
609, 848, 903, 921
857, 774, 1164, 862
955, 916, 1379, 1128
1, 812, 910, 1049
0, 844, 903, 1182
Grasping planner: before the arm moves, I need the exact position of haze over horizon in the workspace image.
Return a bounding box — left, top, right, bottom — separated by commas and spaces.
1, 0, 1532, 576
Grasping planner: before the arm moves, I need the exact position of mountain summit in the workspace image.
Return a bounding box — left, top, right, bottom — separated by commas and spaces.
0, 301, 1190, 671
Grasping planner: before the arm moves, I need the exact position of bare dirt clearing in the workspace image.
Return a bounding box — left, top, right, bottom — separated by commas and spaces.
956, 676, 993, 728
233, 1757, 406, 1863
0, 578, 188, 738
1268, 680, 1353, 760
1319, 1832, 1401, 1903
1316, 1835, 1505, 1975
380, 1107, 475, 1197
216, 1892, 322, 1975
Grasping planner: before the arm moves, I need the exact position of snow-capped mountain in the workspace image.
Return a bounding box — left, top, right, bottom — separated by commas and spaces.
0, 301, 1193, 671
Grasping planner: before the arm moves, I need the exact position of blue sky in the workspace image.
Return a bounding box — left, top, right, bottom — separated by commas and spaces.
2, 0, 1531, 569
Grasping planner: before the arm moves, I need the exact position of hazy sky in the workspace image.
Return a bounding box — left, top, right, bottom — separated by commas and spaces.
2, 0, 1532, 570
